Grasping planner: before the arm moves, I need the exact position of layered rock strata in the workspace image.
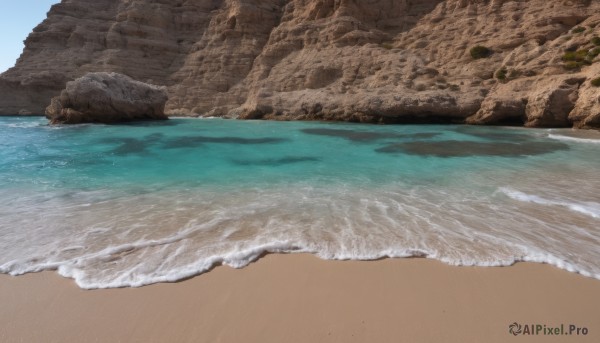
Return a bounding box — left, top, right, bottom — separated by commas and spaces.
1, 0, 600, 128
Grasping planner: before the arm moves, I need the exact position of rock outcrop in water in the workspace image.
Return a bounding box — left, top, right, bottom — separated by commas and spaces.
45, 72, 168, 124
1, 0, 600, 128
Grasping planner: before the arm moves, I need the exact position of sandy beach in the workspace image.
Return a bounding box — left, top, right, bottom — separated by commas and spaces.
1, 254, 599, 343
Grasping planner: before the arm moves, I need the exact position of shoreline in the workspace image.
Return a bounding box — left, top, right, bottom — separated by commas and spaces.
2, 114, 600, 131
1, 254, 599, 343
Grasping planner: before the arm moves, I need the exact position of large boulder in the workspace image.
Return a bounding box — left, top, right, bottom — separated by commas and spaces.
45, 72, 168, 124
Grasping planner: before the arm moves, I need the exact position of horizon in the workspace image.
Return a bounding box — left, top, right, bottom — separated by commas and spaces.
0, 1, 58, 74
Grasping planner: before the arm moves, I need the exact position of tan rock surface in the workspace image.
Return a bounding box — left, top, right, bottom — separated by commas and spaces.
570, 64, 600, 129
1, 0, 600, 128
45, 72, 168, 124
467, 76, 586, 127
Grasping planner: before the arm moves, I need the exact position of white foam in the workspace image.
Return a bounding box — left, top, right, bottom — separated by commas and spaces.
547, 134, 600, 144
1, 182, 600, 289
0, 121, 44, 128
498, 187, 600, 218
170, 116, 220, 120
56, 241, 306, 289
54, 244, 600, 289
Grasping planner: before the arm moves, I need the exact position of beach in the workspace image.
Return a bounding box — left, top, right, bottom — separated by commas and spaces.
1, 0, 600, 341
1, 254, 599, 343
1, 118, 599, 342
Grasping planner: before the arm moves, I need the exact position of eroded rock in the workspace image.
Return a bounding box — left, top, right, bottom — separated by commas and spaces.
570, 65, 600, 129
467, 76, 585, 127
45, 72, 168, 124
0, 0, 599, 129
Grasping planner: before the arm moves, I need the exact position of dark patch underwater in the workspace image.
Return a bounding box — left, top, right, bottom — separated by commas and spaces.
376, 140, 570, 158
301, 128, 440, 142
453, 126, 536, 141
163, 135, 288, 149
231, 156, 320, 166
98, 133, 164, 156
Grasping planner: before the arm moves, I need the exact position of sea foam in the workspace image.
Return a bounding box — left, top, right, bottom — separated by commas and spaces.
498, 187, 600, 218
547, 134, 600, 144
0, 118, 599, 288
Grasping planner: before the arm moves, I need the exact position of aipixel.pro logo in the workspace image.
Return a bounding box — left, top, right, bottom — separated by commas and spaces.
509, 322, 589, 336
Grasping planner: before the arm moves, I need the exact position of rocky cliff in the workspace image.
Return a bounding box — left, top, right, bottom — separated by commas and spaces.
1, 0, 600, 128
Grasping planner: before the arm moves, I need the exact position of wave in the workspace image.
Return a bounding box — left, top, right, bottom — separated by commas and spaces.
2, 118, 600, 289
547, 134, 600, 144
2, 240, 597, 289
1, 184, 599, 289
498, 187, 600, 218
0, 121, 45, 128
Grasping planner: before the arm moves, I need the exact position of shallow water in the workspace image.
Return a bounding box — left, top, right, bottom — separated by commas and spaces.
0, 117, 599, 288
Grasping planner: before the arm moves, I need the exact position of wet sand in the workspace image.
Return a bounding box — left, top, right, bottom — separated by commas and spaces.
0, 254, 599, 343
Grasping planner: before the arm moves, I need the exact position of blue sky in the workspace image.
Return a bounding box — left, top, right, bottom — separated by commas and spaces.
0, 1, 59, 73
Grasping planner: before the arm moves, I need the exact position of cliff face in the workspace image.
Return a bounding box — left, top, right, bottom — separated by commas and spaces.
2, 0, 600, 128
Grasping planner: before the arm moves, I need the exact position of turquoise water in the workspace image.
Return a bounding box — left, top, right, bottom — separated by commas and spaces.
0, 116, 599, 288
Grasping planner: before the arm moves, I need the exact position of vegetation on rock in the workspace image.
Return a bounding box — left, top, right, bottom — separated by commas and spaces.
470, 46, 492, 59
495, 68, 507, 81
562, 48, 596, 70
381, 42, 393, 50
562, 50, 589, 62
563, 61, 584, 70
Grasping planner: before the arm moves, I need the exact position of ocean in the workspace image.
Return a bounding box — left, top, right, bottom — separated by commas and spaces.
0, 116, 599, 289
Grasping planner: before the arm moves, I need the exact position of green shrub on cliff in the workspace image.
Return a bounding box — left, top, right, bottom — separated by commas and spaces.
562, 50, 589, 62
495, 68, 507, 81
470, 46, 492, 59
561, 49, 596, 70
562, 51, 576, 61
591, 78, 600, 87
572, 27, 586, 34
564, 61, 583, 70
381, 42, 393, 50
591, 36, 600, 46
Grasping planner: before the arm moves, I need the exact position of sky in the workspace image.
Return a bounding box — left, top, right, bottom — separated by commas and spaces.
0, 1, 59, 73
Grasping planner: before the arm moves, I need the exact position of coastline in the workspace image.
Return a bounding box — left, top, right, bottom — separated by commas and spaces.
2, 114, 600, 132
1, 254, 599, 343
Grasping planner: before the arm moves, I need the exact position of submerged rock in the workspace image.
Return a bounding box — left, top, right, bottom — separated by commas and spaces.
376, 140, 570, 158
45, 72, 168, 124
